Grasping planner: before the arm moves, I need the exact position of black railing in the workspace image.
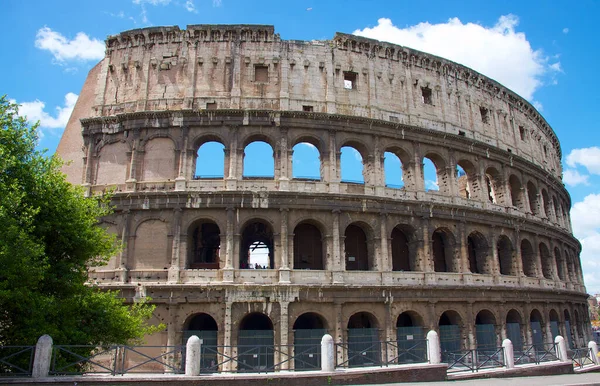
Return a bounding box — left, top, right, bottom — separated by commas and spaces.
569, 348, 595, 369
446, 348, 505, 373
0, 346, 35, 377
514, 343, 558, 365
383, 340, 428, 365
193, 175, 224, 180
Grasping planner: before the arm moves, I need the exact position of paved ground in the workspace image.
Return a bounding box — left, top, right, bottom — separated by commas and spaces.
379, 373, 600, 386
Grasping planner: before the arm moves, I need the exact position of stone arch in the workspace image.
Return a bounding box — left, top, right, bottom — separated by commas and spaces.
238, 312, 274, 372
467, 231, 491, 274
553, 196, 562, 225
456, 159, 479, 200
526, 181, 540, 215
187, 219, 221, 269
384, 145, 412, 189
554, 247, 566, 281
194, 138, 226, 179
346, 311, 381, 367
497, 235, 516, 276
95, 141, 129, 185
240, 219, 274, 269
344, 222, 373, 271
292, 139, 322, 180
530, 309, 546, 348
549, 309, 560, 341
520, 239, 537, 277
293, 221, 324, 270
141, 137, 177, 181
432, 227, 458, 273
339, 140, 369, 184
293, 312, 328, 330
541, 189, 551, 219
439, 310, 463, 356
243, 139, 274, 178
506, 309, 524, 349
539, 242, 553, 279
475, 309, 498, 350
509, 175, 525, 210
391, 224, 417, 271
423, 152, 449, 193
485, 167, 502, 204
130, 218, 170, 270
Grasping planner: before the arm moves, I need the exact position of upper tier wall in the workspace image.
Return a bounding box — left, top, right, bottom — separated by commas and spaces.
95, 24, 562, 179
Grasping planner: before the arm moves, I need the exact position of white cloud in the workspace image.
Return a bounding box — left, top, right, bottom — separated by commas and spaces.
425, 180, 439, 191
571, 194, 600, 294
566, 147, 600, 174
297, 142, 317, 149
563, 169, 589, 187
13, 93, 78, 137
185, 0, 197, 12
133, 0, 171, 4
213, 0, 222, 6
353, 15, 560, 100
35, 27, 104, 63
532, 101, 543, 111
563, 28, 569, 34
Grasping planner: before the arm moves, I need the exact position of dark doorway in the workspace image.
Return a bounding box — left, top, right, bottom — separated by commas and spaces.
188, 221, 220, 269
347, 312, 380, 367
238, 313, 274, 372
293, 223, 324, 270
345, 224, 369, 271
293, 313, 327, 370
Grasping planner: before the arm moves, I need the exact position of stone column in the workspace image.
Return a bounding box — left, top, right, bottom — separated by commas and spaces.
278, 128, 290, 191
279, 301, 290, 370
223, 301, 234, 372
117, 210, 131, 283
457, 222, 470, 275
279, 208, 290, 283
332, 210, 343, 283
168, 207, 182, 283
83, 138, 94, 193
421, 218, 433, 273
380, 213, 390, 272
223, 207, 235, 282
467, 302, 475, 350
166, 305, 179, 370
334, 303, 343, 366
489, 228, 500, 280
533, 234, 544, 279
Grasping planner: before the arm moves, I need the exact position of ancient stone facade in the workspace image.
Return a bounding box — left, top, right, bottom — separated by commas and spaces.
57, 24, 590, 368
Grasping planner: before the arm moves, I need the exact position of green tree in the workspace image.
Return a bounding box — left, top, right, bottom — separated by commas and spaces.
0, 95, 162, 349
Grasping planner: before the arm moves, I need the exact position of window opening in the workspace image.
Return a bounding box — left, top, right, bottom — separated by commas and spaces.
195, 141, 225, 179
292, 142, 321, 180
206, 102, 217, 110
423, 157, 439, 191
391, 227, 411, 271
343, 71, 357, 89
521, 240, 536, 277
340, 146, 364, 184
497, 236, 515, 276
480, 106, 489, 124
384, 151, 404, 189
189, 222, 220, 269
456, 164, 470, 199
240, 221, 274, 269
519, 126, 526, 141
243, 141, 274, 178
293, 223, 323, 270
421, 87, 432, 105
345, 224, 369, 270
302, 105, 314, 112
254, 65, 268, 82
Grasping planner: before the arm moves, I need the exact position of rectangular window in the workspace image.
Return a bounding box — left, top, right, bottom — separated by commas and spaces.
206, 102, 217, 110
302, 105, 314, 112
343, 71, 357, 89
519, 126, 526, 141
421, 87, 433, 105
480, 107, 490, 124
255, 65, 268, 82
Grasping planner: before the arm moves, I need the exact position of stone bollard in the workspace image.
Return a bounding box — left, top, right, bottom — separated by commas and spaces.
32, 335, 53, 378
588, 341, 599, 365
321, 334, 334, 372
185, 335, 202, 376
502, 338, 514, 369
555, 335, 568, 362
426, 330, 441, 365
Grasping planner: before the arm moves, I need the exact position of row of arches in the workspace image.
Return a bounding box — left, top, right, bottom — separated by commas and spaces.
183, 306, 588, 370
92, 135, 571, 230
182, 218, 581, 283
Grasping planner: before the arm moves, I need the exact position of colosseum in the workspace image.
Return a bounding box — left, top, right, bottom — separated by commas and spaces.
57, 24, 590, 371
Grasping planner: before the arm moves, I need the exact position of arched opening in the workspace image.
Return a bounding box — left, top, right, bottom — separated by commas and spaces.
396, 312, 426, 364
188, 220, 221, 269
456, 160, 478, 200
497, 236, 516, 276
554, 248, 566, 281
142, 137, 177, 181
574, 310, 583, 347
384, 151, 403, 188
184, 313, 218, 372
509, 175, 525, 210
243, 141, 274, 178
527, 181, 540, 215
238, 313, 274, 372
292, 142, 321, 180
293, 222, 324, 270
195, 141, 225, 179
549, 310, 560, 341
347, 312, 380, 367
423, 156, 440, 192
506, 310, 524, 351
564, 310, 574, 349
340, 146, 364, 184
485, 167, 502, 204
541, 189, 551, 218
539, 243, 553, 279
439, 311, 462, 360
293, 313, 327, 371
520, 239, 537, 277
530, 309, 545, 350
432, 228, 457, 273
240, 220, 274, 269
391, 226, 412, 271
553, 197, 561, 225
344, 224, 370, 271
475, 310, 498, 350
467, 232, 491, 274
565, 250, 576, 283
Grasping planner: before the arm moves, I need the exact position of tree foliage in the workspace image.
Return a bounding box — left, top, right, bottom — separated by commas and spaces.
0, 95, 162, 347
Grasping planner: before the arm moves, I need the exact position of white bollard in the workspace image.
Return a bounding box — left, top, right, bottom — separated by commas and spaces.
185, 335, 202, 376
321, 334, 335, 372
32, 335, 53, 378
588, 341, 599, 365
426, 330, 441, 365
502, 338, 514, 369
555, 335, 568, 362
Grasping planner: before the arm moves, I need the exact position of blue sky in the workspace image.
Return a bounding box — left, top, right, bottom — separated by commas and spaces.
2, 0, 600, 293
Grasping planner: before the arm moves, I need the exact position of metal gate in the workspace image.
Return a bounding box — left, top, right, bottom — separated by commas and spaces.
183, 330, 218, 372
396, 326, 426, 364
293, 329, 326, 370
347, 328, 380, 367
530, 321, 544, 350
550, 321, 560, 341
506, 323, 523, 351
475, 324, 497, 351
237, 330, 274, 372
565, 320, 574, 348
439, 325, 461, 362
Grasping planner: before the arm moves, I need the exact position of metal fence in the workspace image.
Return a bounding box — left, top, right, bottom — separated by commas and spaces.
446, 348, 505, 373
569, 348, 595, 369
0, 346, 35, 377
514, 343, 558, 365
